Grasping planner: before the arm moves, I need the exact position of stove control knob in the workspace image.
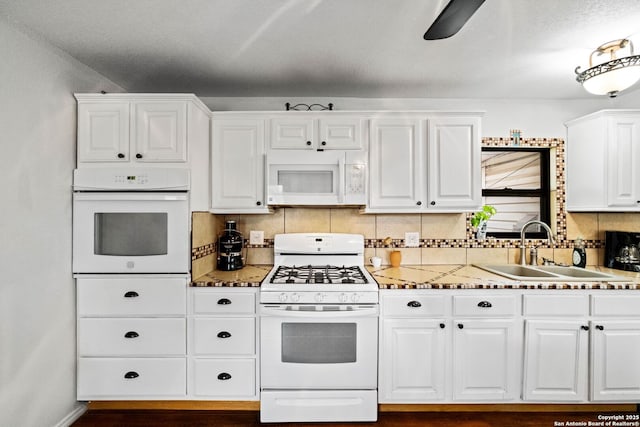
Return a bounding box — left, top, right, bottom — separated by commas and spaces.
339, 293, 349, 303
351, 293, 361, 303
315, 293, 325, 302
279, 293, 288, 302
290, 293, 300, 303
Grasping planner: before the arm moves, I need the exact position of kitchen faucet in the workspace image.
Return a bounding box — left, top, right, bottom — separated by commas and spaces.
520, 220, 555, 265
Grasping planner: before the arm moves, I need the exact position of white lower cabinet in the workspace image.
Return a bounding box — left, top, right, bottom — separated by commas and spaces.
591, 294, 640, 402
381, 289, 640, 405
187, 287, 259, 400
76, 276, 188, 400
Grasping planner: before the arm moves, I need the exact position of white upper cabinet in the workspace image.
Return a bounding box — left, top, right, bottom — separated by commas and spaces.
270, 115, 363, 150
566, 110, 640, 211
428, 117, 481, 210
367, 113, 482, 213
211, 116, 269, 213
76, 95, 209, 164
369, 117, 424, 209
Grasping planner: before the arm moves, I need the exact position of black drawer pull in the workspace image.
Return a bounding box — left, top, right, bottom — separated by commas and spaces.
477, 301, 492, 308
439, 323, 445, 329
458, 323, 464, 329
124, 371, 139, 379
306, 141, 312, 146
581, 325, 589, 331
596, 325, 604, 331
407, 300, 422, 308
217, 331, 232, 339
124, 291, 139, 298
117, 153, 125, 159
217, 372, 232, 381
135, 153, 143, 159
217, 298, 232, 305
124, 331, 139, 339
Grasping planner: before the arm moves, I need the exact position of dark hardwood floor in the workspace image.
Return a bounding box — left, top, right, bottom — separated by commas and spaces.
72, 410, 640, 427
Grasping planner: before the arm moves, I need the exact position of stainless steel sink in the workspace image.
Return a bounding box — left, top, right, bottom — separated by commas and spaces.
475, 264, 627, 281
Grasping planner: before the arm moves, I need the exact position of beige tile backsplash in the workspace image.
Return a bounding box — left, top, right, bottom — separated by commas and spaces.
192, 209, 640, 272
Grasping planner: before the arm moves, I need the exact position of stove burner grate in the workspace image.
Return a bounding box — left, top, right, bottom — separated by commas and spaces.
270, 265, 368, 285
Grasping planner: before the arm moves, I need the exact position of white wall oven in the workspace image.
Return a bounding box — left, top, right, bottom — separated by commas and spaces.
266, 151, 366, 206
72, 168, 190, 274
260, 234, 379, 423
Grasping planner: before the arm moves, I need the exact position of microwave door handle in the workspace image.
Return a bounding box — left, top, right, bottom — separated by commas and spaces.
338, 156, 345, 204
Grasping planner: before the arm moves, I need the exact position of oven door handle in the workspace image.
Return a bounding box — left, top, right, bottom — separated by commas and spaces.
260, 306, 378, 318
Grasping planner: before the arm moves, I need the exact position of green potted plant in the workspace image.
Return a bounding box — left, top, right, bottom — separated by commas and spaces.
471, 205, 496, 239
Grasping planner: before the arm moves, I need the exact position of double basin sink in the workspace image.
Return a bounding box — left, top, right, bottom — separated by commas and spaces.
475, 264, 627, 282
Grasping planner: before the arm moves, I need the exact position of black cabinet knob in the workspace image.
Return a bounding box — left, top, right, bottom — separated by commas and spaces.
581, 325, 589, 331
124, 371, 139, 379
416, 201, 422, 206
117, 153, 125, 159
407, 300, 422, 308
477, 301, 492, 308
439, 323, 445, 329
458, 323, 464, 329
217, 298, 232, 305
217, 331, 231, 339
124, 291, 139, 298
135, 153, 143, 159
596, 325, 604, 331
256, 201, 262, 206
124, 331, 139, 339
306, 141, 312, 146
217, 372, 232, 381
430, 201, 436, 206
321, 141, 327, 146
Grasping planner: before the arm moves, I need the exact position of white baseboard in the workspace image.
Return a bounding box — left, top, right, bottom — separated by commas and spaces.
54, 402, 87, 427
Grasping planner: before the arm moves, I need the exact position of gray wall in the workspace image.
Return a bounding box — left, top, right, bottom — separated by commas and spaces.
0, 17, 122, 427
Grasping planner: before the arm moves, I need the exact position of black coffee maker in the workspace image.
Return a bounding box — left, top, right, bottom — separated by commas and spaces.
217, 220, 244, 271
605, 230, 640, 272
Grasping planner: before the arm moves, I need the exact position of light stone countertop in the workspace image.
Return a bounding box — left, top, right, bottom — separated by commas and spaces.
192, 264, 640, 290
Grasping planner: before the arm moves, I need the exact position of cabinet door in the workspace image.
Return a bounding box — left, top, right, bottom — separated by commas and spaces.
134, 102, 187, 162
428, 117, 481, 209
369, 118, 424, 209
522, 320, 588, 402
211, 119, 266, 211
318, 117, 363, 149
591, 320, 640, 401
607, 116, 640, 208
77, 102, 130, 162
453, 319, 521, 401
379, 319, 447, 402
270, 117, 315, 149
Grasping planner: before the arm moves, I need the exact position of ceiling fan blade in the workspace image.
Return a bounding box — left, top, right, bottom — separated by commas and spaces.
423, 0, 485, 40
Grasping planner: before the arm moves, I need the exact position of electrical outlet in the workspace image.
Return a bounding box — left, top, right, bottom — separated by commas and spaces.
249, 230, 264, 245
405, 232, 420, 247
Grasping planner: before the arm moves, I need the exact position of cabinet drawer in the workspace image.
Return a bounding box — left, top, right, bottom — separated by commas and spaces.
453, 295, 517, 317
190, 290, 255, 315
523, 295, 589, 317
381, 294, 448, 317
189, 358, 256, 398
78, 318, 186, 356
592, 295, 640, 316
77, 277, 186, 316
190, 318, 255, 355
77, 357, 186, 399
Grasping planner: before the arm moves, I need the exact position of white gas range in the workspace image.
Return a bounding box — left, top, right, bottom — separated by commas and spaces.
259, 233, 379, 423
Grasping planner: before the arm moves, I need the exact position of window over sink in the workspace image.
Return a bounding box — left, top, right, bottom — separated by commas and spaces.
480, 147, 552, 239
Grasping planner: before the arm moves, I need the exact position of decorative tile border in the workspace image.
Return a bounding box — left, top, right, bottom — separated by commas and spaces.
191, 243, 216, 261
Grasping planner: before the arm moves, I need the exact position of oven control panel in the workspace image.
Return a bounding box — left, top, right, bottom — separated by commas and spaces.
260, 291, 378, 304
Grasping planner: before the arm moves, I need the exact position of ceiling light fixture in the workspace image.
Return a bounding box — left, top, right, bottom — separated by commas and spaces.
575, 39, 640, 97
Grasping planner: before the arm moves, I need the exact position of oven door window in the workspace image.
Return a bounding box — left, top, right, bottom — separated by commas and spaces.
94, 212, 168, 256
282, 323, 356, 364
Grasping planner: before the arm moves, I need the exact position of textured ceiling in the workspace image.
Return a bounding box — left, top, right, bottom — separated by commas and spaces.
1, 0, 640, 99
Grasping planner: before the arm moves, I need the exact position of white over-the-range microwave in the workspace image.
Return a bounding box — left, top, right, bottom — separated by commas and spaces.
266, 150, 367, 206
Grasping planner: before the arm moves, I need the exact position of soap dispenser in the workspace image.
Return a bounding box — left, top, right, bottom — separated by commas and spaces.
572, 238, 587, 268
